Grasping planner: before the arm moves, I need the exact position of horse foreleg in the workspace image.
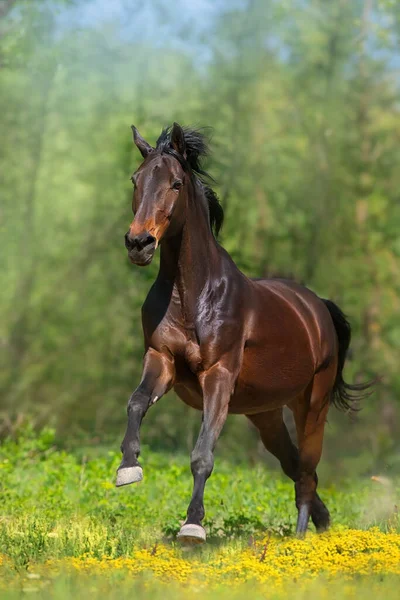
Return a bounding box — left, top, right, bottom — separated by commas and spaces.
177, 364, 232, 544
116, 348, 174, 487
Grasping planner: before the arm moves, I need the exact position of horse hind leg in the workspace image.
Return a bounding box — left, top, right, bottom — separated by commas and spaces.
292, 367, 334, 536
247, 407, 330, 534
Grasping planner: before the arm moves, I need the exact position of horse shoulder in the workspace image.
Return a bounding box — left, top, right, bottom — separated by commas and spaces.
141, 280, 187, 356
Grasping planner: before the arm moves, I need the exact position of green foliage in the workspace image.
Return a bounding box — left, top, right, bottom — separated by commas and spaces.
0, 429, 399, 568
0, 430, 400, 598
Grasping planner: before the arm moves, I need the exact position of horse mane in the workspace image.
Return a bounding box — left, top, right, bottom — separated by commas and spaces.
156, 126, 224, 237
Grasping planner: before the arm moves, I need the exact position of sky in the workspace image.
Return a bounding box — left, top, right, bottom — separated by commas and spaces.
10, 0, 400, 73
59, 0, 223, 43
49, 0, 230, 65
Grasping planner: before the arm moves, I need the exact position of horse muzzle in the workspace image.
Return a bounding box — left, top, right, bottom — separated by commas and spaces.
125, 231, 157, 266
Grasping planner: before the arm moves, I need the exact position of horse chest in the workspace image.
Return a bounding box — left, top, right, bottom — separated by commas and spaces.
182, 337, 202, 372
144, 284, 231, 376
167, 329, 203, 374
149, 313, 202, 374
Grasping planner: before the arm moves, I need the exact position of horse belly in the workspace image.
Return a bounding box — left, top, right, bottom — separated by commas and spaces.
229, 343, 314, 414
174, 383, 203, 411
173, 356, 204, 411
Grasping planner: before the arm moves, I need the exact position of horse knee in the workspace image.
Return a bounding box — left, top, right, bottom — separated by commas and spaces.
127, 387, 151, 414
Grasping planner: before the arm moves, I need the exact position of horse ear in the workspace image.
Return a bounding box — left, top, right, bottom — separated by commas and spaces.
170, 122, 186, 157
131, 125, 153, 158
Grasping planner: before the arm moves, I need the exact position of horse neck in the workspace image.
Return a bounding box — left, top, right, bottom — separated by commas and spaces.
159, 179, 220, 326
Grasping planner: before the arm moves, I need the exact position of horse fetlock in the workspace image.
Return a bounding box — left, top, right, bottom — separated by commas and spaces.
120, 438, 140, 460
186, 500, 205, 524
311, 495, 330, 532
295, 475, 317, 505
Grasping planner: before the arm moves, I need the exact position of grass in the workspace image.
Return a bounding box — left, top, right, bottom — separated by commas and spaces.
0, 426, 399, 598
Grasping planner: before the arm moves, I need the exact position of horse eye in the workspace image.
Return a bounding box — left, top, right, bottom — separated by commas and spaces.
172, 180, 182, 191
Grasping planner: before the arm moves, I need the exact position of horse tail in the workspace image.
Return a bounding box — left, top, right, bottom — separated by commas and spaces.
322, 298, 374, 412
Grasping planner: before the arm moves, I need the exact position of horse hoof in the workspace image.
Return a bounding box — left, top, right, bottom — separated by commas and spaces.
177, 524, 206, 545
296, 505, 310, 537
115, 466, 143, 487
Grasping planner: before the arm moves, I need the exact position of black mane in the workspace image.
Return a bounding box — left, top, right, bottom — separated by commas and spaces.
156, 126, 224, 237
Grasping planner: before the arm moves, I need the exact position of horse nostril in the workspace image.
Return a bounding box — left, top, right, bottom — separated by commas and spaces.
125, 231, 156, 252
124, 232, 134, 250
134, 232, 156, 251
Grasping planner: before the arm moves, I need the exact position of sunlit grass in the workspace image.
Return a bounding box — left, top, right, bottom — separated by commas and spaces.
1, 428, 399, 598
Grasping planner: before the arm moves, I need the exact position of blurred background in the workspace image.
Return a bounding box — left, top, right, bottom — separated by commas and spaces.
1, 0, 399, 477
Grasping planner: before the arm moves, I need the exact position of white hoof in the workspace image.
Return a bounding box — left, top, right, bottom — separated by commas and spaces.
177, 524, 206, 545
115, 466, 143, 487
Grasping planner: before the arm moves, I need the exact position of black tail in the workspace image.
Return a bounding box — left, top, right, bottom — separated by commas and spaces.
322, 299, 374, 412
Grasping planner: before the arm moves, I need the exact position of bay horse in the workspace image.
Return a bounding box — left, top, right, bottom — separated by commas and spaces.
117, 123, 371, 542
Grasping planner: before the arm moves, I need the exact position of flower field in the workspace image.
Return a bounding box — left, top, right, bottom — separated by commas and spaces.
1, 428, 399, 599
17, 529, 400, 583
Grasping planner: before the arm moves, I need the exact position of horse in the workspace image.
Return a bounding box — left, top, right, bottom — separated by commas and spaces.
117, 122, 371, 543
